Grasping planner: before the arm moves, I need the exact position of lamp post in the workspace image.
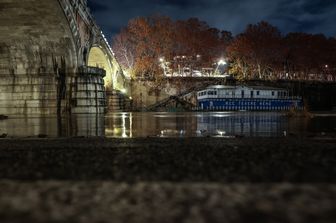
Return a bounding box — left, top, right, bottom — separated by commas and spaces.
214, 59, 227, 76
159, 57, 167, 76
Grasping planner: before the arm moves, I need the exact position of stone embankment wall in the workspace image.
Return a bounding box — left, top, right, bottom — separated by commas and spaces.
107, 90, 132, 112
130, 78, 227, 110
131, 82, 172, 110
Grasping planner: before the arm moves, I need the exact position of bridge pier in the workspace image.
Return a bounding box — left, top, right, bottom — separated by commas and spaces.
0, 66, 107, 116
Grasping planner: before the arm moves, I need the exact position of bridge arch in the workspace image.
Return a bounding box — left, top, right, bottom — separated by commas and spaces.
87, 46, 114, 90
87, 45, 127, 92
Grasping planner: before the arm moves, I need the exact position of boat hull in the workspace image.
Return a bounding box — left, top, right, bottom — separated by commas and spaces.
198, 98, 303, 111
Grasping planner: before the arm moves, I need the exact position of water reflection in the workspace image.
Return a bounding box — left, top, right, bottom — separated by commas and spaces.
105, 113, 132, 138
105, 112, 335, 138
0, 112, 335, 138
0, 115, 105, 138
198, 112, 289, 137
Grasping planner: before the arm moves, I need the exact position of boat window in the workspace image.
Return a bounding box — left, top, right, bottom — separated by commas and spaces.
272, 91, 275, 96
257, 91, 260, 96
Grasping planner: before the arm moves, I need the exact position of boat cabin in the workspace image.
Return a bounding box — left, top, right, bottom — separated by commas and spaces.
197, 85, 302, 111
197, 85, 290, 100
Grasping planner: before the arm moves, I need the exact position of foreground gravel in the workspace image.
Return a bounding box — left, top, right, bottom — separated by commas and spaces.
1, 181, 336, 223
0, 137, 335, 182
0, 137, 336, 223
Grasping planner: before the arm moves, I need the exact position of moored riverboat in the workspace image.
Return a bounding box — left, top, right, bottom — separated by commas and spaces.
197, 85, 303, 111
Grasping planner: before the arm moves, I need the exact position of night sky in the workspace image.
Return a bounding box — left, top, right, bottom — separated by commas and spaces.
87, 0, 336, 41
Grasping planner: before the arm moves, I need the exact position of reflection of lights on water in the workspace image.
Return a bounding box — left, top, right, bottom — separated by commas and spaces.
213, 114, 230, 118
213, 112, 232, 118
160, 129, 186, 137
196, 129, 207, 136
122, 113, 127, 138
216, 130, 226, 136
130, 113, 133, 138
105, 113, 134, 138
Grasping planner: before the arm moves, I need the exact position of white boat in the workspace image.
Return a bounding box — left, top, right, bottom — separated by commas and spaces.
197, 85, 303, 111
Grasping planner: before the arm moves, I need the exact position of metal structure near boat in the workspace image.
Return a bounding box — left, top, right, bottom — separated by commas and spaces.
197, 85, 303, 111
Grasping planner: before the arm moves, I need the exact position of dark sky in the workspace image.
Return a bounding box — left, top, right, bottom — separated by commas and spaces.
87, 0, 336, 41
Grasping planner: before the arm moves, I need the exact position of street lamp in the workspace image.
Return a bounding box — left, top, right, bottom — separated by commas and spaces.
218, 59, 227, 66
214, 59, 227, 76
159, 57, 167, 76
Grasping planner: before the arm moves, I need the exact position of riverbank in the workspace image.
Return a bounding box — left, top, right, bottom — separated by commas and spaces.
0, 137, 336, 222
0, 137, 336, 182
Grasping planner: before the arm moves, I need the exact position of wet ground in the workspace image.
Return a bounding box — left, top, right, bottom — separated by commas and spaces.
0, 137, 336, 222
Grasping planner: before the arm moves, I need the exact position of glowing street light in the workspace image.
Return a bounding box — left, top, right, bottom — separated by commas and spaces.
159, 57, 167, 76
218, 59, 227, 66
214, 58, 227, 76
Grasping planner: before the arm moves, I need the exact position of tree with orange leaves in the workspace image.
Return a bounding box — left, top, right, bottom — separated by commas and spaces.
113, 15, 174, 82
113, 16, 232, 82
227, 21, 284, 79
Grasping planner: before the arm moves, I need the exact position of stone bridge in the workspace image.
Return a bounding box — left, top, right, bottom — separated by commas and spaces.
0, 0, 130, 116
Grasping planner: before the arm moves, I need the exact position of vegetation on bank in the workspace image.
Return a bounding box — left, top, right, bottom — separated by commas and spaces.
112, 16, 336, 87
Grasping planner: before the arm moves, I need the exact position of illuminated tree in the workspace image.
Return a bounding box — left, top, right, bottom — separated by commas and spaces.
112, 28, 135, 75
113, 16, 232, 81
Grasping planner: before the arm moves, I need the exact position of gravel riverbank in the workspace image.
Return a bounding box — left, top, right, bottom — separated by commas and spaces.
0, 137, 336, 222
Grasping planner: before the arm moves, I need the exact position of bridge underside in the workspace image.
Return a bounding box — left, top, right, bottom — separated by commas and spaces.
87, 46, 127, 92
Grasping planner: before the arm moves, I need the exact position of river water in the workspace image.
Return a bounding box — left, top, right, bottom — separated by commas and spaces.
0, 112, 335, 138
